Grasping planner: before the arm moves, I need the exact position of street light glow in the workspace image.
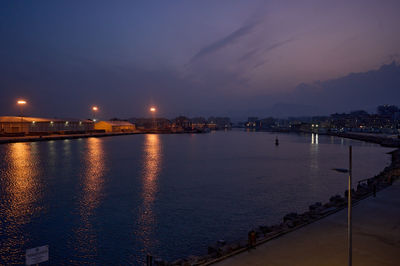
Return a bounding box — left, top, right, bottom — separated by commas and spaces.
150, 107, 156, 112
92, 106, 98, 111
17, 100, 27, 105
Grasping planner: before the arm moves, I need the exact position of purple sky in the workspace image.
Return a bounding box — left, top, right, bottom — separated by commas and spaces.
1, 0, 400, 120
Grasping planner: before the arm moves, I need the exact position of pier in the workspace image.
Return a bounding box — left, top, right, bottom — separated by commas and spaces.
215, 181, 400, 266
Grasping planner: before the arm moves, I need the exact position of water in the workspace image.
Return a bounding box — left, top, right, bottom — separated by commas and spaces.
0, 130, 392, 264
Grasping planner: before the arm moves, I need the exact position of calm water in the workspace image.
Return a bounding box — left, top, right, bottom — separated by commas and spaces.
0, 130, 392, 264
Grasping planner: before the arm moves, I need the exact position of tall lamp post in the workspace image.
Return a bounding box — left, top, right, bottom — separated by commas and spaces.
150, 106, 156, 130
17, 100, 27, 133
92, 106, 99, 122
332, 145, 352, 266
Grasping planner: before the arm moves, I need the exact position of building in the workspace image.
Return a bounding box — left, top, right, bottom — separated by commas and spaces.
0, 116, 94, 135
94, 121, 135, 132
129, 118, 171, 131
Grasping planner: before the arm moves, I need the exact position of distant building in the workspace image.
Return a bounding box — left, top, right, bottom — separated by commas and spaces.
208, 117, 232, 129
0, 116, 93, 135
191, 117, 207, 129
172, 116, 192, 130
94, 121, 135, 133
246, 117, 258, 128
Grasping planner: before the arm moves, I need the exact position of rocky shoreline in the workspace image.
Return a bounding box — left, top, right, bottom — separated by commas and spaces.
151, 149, 400, 266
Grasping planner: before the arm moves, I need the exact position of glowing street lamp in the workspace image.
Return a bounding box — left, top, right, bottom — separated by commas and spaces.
150, 107, 157, 130
92, 106, 99, 122
17, 99, 27, 133
17, 99, 27, 117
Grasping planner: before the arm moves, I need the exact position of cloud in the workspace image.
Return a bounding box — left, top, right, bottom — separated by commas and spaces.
189, 20, 259, 64
262, 38, 294, 53
237, 38, 294, 65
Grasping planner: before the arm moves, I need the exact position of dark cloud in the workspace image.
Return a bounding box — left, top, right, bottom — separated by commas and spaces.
189, 20, 259, 64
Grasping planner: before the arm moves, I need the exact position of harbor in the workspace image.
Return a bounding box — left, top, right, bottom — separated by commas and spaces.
159, 148, 400, 265
0, 131, 393, 264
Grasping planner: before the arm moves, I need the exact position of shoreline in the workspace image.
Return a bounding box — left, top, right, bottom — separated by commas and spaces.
0, 130, 209, 145
158, 149, 400, 266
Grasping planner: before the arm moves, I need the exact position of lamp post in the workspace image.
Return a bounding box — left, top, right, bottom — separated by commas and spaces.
150, 106, 156, 131
332, 145, 352, 266
17, 100, 27, 133
92, 106, 99, 122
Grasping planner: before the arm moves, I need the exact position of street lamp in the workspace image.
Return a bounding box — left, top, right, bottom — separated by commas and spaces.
332, 145, 352, 266
17, 100, 27, 133
92, 106, 99, 122
150, 107, 156, 130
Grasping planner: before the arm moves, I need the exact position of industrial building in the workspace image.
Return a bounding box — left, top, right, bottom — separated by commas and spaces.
0, 116, 94, 135
94, 121, 135, 133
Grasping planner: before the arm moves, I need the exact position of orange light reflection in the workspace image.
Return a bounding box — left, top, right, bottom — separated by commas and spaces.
1, 143, 41, 263
73, 137, 105, 262
137, 134, 162, 252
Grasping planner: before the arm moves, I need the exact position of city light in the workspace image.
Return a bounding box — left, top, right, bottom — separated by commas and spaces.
17, 100, 27, 105
92, 106, 99, 111
150, 107, 156, 112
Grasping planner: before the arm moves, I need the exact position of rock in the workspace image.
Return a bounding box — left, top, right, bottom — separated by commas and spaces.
283, 212, 298, 222
309, 202, 322, 211
259, 225, 272, 234
218, 245, 232, 256
154, 258, 166, 266
208, 245, 218, 254
285, 220, 295, 228
229, 242, 241, 251
217, 239, 226, 246
171, 259, 184, 265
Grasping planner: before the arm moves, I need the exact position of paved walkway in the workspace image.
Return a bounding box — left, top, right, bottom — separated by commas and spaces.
215, 182, 400, 266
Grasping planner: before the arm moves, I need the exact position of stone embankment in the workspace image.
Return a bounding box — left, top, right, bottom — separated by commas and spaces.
152, 149, 400, 266
329, 132, 400, 147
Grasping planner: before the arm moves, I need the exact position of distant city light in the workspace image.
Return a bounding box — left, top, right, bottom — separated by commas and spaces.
17, 100, 27, 105
150, 107, 156, 112
92, 106, 99, 111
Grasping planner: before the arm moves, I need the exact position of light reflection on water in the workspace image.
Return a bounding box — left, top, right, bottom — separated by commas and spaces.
0, 143, 42, 264
136, 134, 162, 255
72, 137, 106, 263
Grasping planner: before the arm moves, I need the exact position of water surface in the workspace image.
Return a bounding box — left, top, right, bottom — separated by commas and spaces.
0, 131, 392, 264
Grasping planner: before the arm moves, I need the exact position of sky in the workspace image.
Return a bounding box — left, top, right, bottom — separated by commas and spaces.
1, 0, 400, 120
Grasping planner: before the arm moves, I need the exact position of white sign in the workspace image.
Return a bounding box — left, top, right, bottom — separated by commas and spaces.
26, 245, 49, 265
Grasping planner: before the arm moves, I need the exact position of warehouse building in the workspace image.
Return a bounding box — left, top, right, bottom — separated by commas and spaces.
0, 116, 94, 135
94, 120, 135, 133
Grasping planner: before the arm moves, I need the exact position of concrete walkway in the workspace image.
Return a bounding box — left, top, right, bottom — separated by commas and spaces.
215, 182, 400, 266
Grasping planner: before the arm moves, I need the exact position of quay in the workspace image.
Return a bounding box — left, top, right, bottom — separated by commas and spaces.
161, 150, 400, 266
0, 132, 139, 144
0, 129, 210, 145
214, 181, 400, 266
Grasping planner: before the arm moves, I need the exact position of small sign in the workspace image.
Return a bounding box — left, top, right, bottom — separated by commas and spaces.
26, 245, 49, 265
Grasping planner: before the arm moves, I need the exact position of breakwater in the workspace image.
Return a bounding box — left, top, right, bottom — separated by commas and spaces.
152, 149, 400, 266
329, 132, 400, 147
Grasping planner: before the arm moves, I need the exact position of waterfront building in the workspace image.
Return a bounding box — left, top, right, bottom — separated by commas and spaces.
130, 118, 171, 131
94, 121, 135, 133
172, 116, 192, 131
0, 116, 94, 135
207, 117, 232, 129
191, 117, 207, 130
